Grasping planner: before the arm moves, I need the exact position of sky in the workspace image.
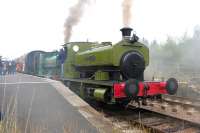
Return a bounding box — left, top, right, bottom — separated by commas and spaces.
0, 0, 200, 59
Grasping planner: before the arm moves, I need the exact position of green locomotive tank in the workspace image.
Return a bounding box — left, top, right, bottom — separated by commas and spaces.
64, 27, 149, 81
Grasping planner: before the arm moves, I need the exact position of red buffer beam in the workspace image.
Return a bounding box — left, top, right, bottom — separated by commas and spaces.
113, 78, 178, 98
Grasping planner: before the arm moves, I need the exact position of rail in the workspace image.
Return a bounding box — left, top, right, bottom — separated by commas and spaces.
130, 95, 200, 125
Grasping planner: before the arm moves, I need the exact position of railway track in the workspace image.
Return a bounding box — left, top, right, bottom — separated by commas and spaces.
134, 95, 200, 125
90, 95, 200, 133
94, 104, 200, 133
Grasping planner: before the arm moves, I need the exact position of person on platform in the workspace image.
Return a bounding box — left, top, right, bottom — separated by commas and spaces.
3, 62, 7, 75
0, 57, 3, 75
8, 61, 12, 75
58, 48, 67, 78
11, 61, 16, 74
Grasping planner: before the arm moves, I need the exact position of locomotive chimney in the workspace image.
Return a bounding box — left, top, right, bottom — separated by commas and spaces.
120, 27, 133, 40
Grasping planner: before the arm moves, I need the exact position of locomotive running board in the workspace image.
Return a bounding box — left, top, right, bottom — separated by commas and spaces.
61, 78, 116, 87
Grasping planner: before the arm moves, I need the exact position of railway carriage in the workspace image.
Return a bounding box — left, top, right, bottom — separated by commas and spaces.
25, 50, 60, 78
25, 50, 45, 75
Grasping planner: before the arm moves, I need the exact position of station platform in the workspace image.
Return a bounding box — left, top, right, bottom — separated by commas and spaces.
0, 74, 113, 133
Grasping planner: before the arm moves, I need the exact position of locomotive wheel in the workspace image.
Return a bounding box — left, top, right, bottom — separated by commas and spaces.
79, 85, 87, 100
68, 81, 81, 95
166, 78, 178, 95
124, 79, 139, 98
64, 81, 70, 87
117, 98, 132, 107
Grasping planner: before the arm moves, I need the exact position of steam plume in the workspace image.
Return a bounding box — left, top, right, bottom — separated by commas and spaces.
122, 0, 133, 27
64, 0, 90, 42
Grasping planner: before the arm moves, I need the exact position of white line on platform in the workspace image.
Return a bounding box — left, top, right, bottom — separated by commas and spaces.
0, 82, 55, 85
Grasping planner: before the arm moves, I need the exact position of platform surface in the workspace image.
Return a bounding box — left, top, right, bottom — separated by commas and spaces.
0, 74, 112, 133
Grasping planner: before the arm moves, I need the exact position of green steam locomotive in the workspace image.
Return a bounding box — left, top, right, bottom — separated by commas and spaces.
62, 27, 178, 104
24, 27, 178, 105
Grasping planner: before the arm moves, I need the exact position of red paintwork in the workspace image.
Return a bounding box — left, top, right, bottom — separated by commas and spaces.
137, 82, 167, 96
113, 81, 168, 98
113, 83, 126, 98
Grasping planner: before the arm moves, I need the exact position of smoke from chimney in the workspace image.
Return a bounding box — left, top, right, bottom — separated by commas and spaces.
64, 0, 90, 43
122, 0, 133, 27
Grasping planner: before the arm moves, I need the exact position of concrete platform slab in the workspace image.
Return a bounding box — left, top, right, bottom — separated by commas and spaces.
0, 74, 113, 133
